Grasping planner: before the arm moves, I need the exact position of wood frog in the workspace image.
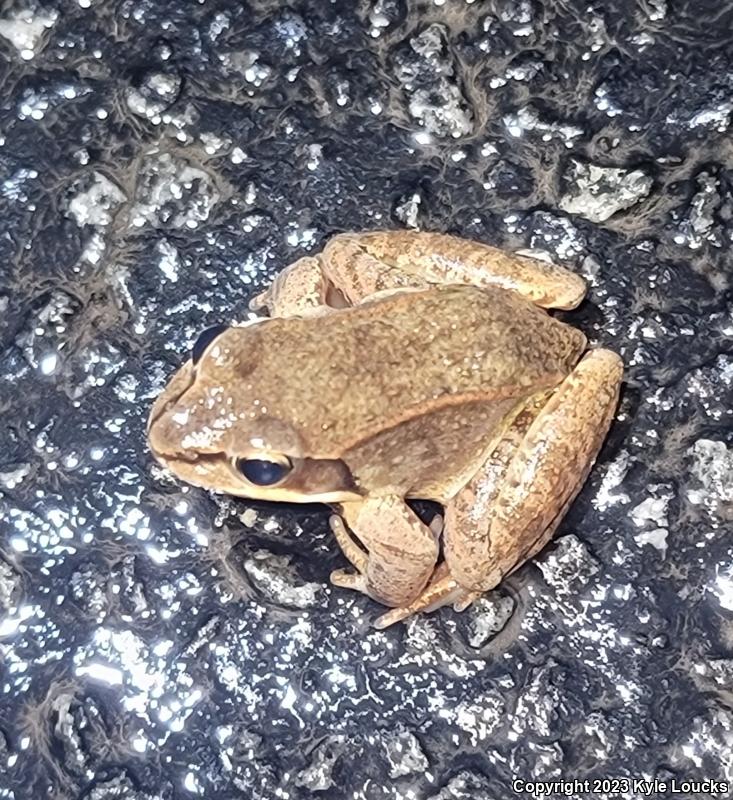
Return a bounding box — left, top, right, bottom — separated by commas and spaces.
148, 231, 623, 628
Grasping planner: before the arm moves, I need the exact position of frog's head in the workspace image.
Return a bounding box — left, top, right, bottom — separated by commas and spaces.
147, 323, 362, 504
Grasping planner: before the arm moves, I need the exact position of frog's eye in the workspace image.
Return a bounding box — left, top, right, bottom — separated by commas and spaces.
235, 457, 292, 486
191, 325, 229, 365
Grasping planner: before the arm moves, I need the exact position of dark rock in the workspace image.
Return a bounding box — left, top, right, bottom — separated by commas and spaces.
1, 0, 731, 798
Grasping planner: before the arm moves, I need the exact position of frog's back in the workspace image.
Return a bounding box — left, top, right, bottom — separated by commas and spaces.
246, 285, 586, 455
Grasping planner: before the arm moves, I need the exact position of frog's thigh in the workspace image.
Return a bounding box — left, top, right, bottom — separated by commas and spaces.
330, 497, 439, 608
444, 349, 623, 593
320, 234, 431, 305
347, 230, 587, 310
249, 256, 329, 317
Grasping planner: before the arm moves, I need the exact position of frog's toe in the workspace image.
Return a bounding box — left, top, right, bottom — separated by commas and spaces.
373, 606, 418, 629
329, 516, 369, 573
453, 590, 482, 613
330, 569, 367, 593
372, 587, 464, 628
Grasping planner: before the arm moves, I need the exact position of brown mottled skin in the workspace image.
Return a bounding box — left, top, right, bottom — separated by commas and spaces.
148, 231, 623, 628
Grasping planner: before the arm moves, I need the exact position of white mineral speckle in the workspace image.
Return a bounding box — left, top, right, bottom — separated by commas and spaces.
126, 72, 182, 121
559, 159, 653, 223
183, 770, 202, 794
230, 51, 270, 87
79, 231, 106, 265
200, 131, 230, 155
2, 167, 38, 202
0, 463, 31, 490
394, 191, 422, 229
369, 0, 393, 36
467, 592, 514, 647
397, 24, 473, 138
130, 153, 220, 229
634, 528, 668, 553
441, 694, 504, 745
39, 352, 58, 375
675, 709, 733, 778
296, 736, 343, 790
504, 106, 583, 146
594, 84, 624, 117
208, 12, 230, 41
673, 171, 722, 250
383, 729, 428, 778
67, 172, 126, 227
0, 7, 58, 60
0, 560, 20, 611
593, 450, 632, 512
687, 439, 733, 520
538, 535, 600, 596
687, 103, 731, 132
646, 0, 667, 20
243, 550, 322, 609
240, 508, 258, 528
18, 89, 49, 120
631, 485, 673, 555
157, 239, 181, 282
408, 86, 472, 139
527, 212, 586, 261
712, 567, 733, 612
631, 489, 671, 529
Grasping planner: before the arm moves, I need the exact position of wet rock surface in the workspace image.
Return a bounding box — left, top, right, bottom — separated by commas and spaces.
1, 1, 732, 799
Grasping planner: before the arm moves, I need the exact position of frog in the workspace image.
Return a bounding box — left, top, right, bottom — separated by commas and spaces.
147, 230, 623, 629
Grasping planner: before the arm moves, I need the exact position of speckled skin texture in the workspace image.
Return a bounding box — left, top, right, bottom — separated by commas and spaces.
149, 284, 585, 466
1, 0, 733, 799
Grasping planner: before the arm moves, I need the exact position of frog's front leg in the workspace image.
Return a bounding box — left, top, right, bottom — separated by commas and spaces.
328, 497, 440, 609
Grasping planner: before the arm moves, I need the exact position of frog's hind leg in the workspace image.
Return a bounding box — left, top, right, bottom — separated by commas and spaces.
443, 348, 623, 595
374, 349, 622, 629
249, 256, 331, 317
251, 231, 586, 315
251, 237, 433, 316
343, 230, 587, 310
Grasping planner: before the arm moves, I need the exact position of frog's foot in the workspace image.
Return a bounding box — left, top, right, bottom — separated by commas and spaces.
328, 517, 370, 596
249, 256, 331, 317
372, 564, 482, 629
443, 348, 624, 594
330, 568, 367, 593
